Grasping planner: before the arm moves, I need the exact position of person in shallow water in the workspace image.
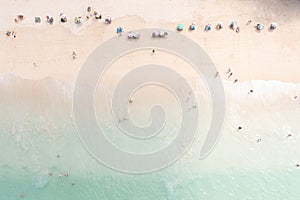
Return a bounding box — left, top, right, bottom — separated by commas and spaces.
128, 98, 133, 103
215, 72, 219, 78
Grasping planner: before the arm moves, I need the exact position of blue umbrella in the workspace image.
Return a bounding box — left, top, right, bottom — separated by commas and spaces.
205, 24, 212, 31
256, 24, 264, 30
116, 26, 123, 33
189, 23, 196, 30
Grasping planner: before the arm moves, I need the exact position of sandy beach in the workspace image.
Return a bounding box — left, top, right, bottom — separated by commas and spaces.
0, 0, 300, 83
1, 0, 300, 199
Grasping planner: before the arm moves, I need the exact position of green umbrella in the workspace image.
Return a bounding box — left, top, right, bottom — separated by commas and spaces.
177, 24, 184, 31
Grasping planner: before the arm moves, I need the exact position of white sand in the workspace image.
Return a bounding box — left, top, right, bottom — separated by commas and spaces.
0, 0, 300, 83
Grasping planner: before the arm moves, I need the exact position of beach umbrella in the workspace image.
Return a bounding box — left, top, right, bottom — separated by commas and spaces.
205, 24, 212, 31
116, 26, 123, 34
270, 22, 277, 30
60, 13, 67, 23
256, 23, 264, 30
74, 17, 83, 24
189, 23, 196, 30
105, 17, 112, 24
216, 22, 223, 30
6, 31, 11, 37
95, 13, 102, 19
230, 21, 237, 30
133, 32, 140, 39
152, 31, 159, 38
128, 32, 134, 39
17, 15, 24, 21
128, 32, 140, 39
15, 15, 24, 23
94, 11, 102, 19
46, 16, 54, 25
35, 17, 41, 23
159, 30, 168, 37
177, 24, 184, 31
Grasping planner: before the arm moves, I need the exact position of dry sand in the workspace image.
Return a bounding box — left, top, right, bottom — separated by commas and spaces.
0, 0, 300, 83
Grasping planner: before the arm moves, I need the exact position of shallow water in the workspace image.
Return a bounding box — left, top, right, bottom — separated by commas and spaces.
0, 74, 300, 199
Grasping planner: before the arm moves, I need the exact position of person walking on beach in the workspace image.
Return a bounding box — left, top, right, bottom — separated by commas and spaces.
226, 68, 231, 74
72, 51, 77, 60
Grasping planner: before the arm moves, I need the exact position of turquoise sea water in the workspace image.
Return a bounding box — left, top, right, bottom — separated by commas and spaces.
1, 74, 300, 199
2, 168, 300, 200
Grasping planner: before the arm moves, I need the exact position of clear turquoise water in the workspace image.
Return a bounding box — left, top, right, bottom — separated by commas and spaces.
1, 75, 300, 200
2, 164, 300, 199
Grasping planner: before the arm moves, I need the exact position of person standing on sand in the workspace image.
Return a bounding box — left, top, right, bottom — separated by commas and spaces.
226, 68, 231, 74
72, 51, 77, 60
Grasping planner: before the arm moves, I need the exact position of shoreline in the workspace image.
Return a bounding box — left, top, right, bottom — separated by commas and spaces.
1, 1, 300, 199
1, 72, 299, 173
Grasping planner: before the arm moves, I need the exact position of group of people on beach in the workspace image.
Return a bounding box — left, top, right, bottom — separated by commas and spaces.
179, 20, 277, 32
11, 6, 111, 27
8, 5, 278, 40
5, 6, 112, 39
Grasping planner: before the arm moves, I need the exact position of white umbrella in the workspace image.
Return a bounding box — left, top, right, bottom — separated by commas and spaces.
270, 22, 277, 30
60, 13, 67, 23
75, 17, 83, 24
256, 23, 264, 30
